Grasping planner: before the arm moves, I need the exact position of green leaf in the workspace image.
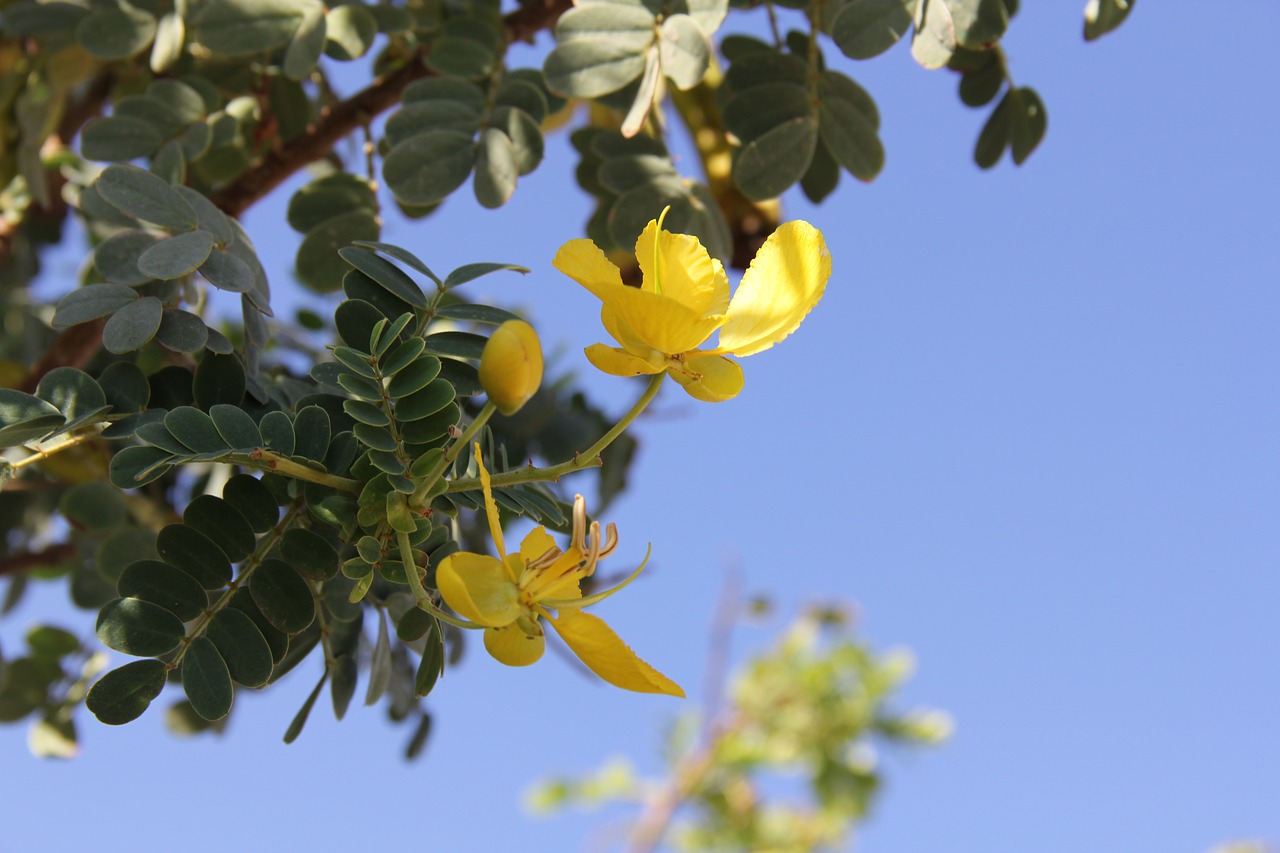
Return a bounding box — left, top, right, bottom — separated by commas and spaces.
206, 608, 273, 687
474, 128, 519, 209
974, 89, 1013, 168
959, 53, 1005, 106
96, 597, 186, 657
287, 173, 376, 233
35, 366, 107, 424
86, 660, 168, 725
297, 210, 382, 294
118, 560, 209, 622
947, 0, 1008, 48
723, 82, 811, 144
81, 116, 164, 163
229, 589, 289, 664
330, 654, 358, 720
402, 77, 487, 110
181, 636, 233, 720
59, 482, 126, 532
53, 283, 140, 333
829, 0, 914, 59
259, 411, 296, 456
103, 296, 163, 354
1084, 0, 1133, 41
150, 12, 185, 73
364, 609, 392, 705
173, 186, 233, 244
194, 0, 320, 56
659, 14, 710, 89
491, 106, 543, 176
250, 559, 315, 635
351, 241, 442, 285
386, 354, 443, 398
208, 403, 262, 450
324, 3, 377, 60
26, 625, 82, 658
415, 626, 443, 698
422, 331, 487, 360
222, 474, 279, 533
432, 304, 521, 326
394, 379, 455, 421
442, 262, 530, 290
165, 406, 229, 454
193, 352, 246, 409
732, 117, 819, 201
107, 445, 174, 488
383, 131, 478, 208
554, 3, 655, 51
912, 0, 957, 69
0, 389, 63, 447
1009, 86, 1047, 164
98, 363, 151, 413
199, 248, 256, 293
148, 311, 205, 354
283, 672, 327, 743
184, 495, 257, 563
293, 405, 331, 462
818, 92, 884, 181
76, 5, 157, 60
137, 230, 215, 281
281, 528, 338, 581
156, 523, 233, 589
93, 232, 160, 286
283, 5, 326, 79
544, 39, 649, 99
337, 246, 430, 309
96, 165, 197, 231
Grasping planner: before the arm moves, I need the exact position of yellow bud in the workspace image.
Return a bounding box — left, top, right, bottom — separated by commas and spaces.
479, 319, 543, 415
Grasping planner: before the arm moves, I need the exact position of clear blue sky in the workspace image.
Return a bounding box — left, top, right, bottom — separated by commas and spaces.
3, 4, 1278, 852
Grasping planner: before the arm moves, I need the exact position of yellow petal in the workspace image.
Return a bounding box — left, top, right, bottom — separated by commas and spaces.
518, 526, 559, 565
547, 609, 684, 696
716, 220, 830, 357
585, 344, 665, 377
553, 238, 625, 302
479, 320, 543, 416
669, 354, 744, 402
436, 553, 521, 627
635, 220, 730, 315
594, 284, 723, 355
484, 623, 545, 666
474, 444, 506, 560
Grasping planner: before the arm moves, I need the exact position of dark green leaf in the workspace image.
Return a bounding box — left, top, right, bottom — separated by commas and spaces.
164, 406, 229, 454
184, 495, 257, 563
474, 128, 519, 209
974, 89, 1013, 168
60, 482, 127, 532
118, 560, 209, 622
281, 528, 338, 581
98, 362, 150, 412
250, 559, 315, 635
259, 411, 296, 456
156, 310, 210, 353
292, 405, 331, 462
206, 608, 273, 687
199, 248, 256, 293
330, 653, 358, 720
209, 403, 262, 450
86, 660, 168, 725
829, 0, 914, 59
107, 445, 174, 488
297, 210, 381, 294
96, 597, 186, 656
382, 131, 477, 208
364, 609, 392, 705
95, 165, 197, 231
103, 296, 163, 354
193, 352, 246, 409
1084, 0, 1134, 41
53, 283, 141, 330
76, 5, 156, 59
137, 230, 215, 280
441, 263, 529, 290
194, 0, 315, 56
1009, 86, 1047, 164
156, 523, 233, 589
732, 117, 819, 200
394, 379, 455, 421
337, 246, 430, 310
93, 231, 159, 286
222, 474, 279, 533
81, 115, 163, 162
181, 636, 233, 720
283, 672, 327, 743
228, 589, 289, 664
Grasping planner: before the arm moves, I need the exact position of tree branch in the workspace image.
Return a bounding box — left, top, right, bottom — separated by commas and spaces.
0, 543, 76, 579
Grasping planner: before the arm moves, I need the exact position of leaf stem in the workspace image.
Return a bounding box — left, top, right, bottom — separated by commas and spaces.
410, 400, 497, 507
242, 449, 362, 492
448, 372, 665, 493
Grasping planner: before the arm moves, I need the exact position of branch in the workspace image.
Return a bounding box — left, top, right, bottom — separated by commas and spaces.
0, 543, 76, 579
210, 0, 572, 218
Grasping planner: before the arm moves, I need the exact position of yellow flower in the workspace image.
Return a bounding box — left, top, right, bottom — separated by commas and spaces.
435, 444, 683, 696
553, 212, 830, 402
479, 319, 543, 415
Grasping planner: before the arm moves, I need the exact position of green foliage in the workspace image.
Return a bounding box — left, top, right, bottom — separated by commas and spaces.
0, 0, 1133, 762
529, 608, 951, 850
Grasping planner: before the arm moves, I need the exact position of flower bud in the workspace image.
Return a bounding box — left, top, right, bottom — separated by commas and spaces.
479, 319, 543, 415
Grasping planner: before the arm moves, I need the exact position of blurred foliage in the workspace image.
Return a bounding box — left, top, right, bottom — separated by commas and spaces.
528, 605, 951, 851
1, 0, 1135, 760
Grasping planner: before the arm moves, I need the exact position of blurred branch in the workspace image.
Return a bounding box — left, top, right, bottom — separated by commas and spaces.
0, 542, 75, 579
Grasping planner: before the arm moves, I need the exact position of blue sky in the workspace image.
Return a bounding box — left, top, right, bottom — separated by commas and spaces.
3, 3, 1278, 852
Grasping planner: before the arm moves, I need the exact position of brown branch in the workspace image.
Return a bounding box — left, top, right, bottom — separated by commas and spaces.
210, 0, 573, 218
0, 542, 77, 579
